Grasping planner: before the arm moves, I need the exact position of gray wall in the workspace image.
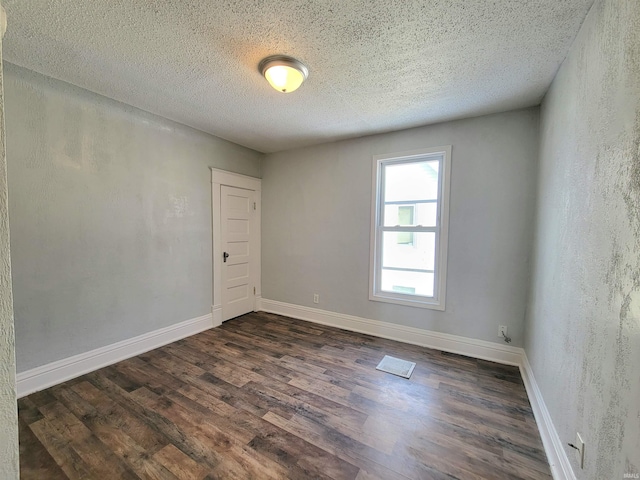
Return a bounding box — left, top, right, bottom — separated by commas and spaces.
4, 63, 262, 372
0, 20, 19, 479
262, 108, 539, 347
525, 0, 640, 477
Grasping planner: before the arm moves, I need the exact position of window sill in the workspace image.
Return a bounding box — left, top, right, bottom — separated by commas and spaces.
369, 292, 445, 311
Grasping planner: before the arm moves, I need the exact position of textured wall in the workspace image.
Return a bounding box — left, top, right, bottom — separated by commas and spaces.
525, 0, 640, 477
0, 17, 19, 480
4, 63, 262, 372
262, 108, 539, 346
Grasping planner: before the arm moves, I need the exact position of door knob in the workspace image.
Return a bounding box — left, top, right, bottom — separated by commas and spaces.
223, 252, 229, 262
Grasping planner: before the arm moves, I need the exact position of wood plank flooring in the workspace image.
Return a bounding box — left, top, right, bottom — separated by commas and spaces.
18, 312, 552, 479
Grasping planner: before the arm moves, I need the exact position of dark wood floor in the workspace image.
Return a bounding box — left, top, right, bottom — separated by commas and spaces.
18, 312, 551, 479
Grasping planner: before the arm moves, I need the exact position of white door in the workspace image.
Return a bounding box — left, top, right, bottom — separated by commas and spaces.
221, 185, 256, 321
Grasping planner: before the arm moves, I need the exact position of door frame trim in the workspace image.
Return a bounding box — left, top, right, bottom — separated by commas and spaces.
211, 168, 261, 322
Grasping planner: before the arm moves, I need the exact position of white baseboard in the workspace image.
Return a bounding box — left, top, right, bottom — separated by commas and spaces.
212, 304, 223, 327
16, 313, 214, 398
254, 295, 262, 313
258, 298, 523, 366
520, 353, 576, 480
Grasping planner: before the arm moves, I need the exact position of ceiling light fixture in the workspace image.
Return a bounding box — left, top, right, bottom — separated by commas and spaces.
259, 55, 309, 93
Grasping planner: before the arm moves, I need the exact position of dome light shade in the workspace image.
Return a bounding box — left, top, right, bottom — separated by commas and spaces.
259, 55, 309, 93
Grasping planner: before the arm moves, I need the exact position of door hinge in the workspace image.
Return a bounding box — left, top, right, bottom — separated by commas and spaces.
253, 287, 256, 295
253, 202, 256, 210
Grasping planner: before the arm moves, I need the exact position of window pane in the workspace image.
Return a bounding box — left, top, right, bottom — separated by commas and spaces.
382, 231, 435, 271
398, 206, 413, 225
396, 206, 414, 244
381, 270, 434, 297
383, 202, 437, 227
384, 159, 439, 203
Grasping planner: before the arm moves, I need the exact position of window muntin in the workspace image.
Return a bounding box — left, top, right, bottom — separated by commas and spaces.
369, 147, 451, 310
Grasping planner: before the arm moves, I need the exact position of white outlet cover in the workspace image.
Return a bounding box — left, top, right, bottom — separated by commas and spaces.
576, 432, 585, 469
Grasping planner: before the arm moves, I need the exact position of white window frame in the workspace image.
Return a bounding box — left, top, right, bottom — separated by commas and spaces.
369, 146, 452, 311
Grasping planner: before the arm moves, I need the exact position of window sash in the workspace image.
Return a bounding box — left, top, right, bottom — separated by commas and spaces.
377, 155, 442, 299
379, 226, 437, 233
375, 229, 440, 300
384, 199, 437, 205
382, 266, 434, 274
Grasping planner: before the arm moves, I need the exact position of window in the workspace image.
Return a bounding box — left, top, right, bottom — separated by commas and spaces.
369, 146, 451, 310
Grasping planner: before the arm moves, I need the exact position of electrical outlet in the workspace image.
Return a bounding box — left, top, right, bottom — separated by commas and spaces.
498, 325, 508, 338
575, 432, 585, 469
313, 294, 319, 304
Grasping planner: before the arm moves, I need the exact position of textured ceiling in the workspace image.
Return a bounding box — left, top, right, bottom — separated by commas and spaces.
3, 0, 594, 153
